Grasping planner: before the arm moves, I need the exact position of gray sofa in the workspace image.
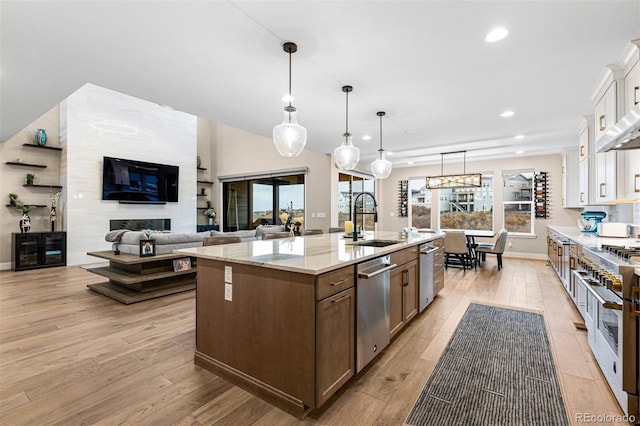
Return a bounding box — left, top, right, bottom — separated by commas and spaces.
106, 225, 286, 255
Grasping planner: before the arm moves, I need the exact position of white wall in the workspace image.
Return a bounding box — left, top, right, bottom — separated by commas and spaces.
379, 154, 582, 256
63, 84, 197, 265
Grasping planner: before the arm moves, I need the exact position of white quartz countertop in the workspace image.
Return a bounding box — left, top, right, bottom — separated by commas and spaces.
547, 226, 640, 249
175, 230, 444, 275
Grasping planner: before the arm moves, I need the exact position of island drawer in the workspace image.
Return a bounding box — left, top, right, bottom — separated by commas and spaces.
316, 266, 355, 300
432, 237, 444, 249
433, 247, 444, 264
390, 246, 418, 267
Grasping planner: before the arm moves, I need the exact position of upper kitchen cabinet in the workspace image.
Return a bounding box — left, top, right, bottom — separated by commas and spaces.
593, 79, 618, 142
590, 39, 640, 203
621, 40, 640, 114
577, 117, 594, 206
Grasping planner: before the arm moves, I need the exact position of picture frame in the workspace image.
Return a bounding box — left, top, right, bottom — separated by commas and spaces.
139, 239, 156, 257
173, 257, 192, 272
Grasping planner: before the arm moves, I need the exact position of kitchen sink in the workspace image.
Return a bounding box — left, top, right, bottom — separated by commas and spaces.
352, 239, 402, 247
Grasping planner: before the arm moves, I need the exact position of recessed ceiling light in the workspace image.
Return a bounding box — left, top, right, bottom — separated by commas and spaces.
615, 144, 623, 148
407, 161, 414, 165
514, 134, 525, 139
515, 150, 524, 154
386, 151, 393, 156
500, 110, 515, 118
485, 28, 509, 43
362, 135, 372, 141
281, 94, 294, 102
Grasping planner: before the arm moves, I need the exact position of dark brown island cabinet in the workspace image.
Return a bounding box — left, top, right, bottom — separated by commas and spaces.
12, 231, 66, 271
186, 233, 445, 419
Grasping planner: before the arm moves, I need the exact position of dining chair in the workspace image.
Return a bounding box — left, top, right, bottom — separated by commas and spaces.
202, 236, 242, 246
262, 232, 293, 240
475, 229, 508, 270
444, 231, 474, 270
301, 229, 323, 236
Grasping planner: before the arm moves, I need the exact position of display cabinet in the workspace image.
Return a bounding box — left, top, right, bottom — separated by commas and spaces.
12, 231, 66, 271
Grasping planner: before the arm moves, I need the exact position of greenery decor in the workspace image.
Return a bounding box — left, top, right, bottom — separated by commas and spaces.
15, 200, 33, 214
26, 173, 35, 185
8, 193, 18, 205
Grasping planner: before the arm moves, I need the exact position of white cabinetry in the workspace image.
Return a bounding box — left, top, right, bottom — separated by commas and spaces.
562, 149, 580, 208
595, 150, 617, 203
624, 61, 639, 112
577, 116, 594, 206
618, 150, 640, 200
594, 81, 617, 142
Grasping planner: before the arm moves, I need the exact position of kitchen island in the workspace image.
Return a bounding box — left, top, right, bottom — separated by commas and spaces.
176, 230, 444, 418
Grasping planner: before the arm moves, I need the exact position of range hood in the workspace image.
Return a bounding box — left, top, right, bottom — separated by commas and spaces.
596, 104, 640, 152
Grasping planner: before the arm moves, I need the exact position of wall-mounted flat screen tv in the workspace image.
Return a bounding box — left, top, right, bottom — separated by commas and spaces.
102, 156, 179, 202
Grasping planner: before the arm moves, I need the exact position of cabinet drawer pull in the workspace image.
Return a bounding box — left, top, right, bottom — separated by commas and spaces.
580, 145, 584, 157
635, 173, 640, 193
599, 183, 606, 198
632, 287, 640, 316
580, 192, 584, 203
598, 115, 606, 131
331, 294, 349, 304
330, 278, 349, 286
635, 85, 639, 106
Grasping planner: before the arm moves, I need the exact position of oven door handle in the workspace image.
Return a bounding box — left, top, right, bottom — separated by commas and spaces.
602, 301, 623, 311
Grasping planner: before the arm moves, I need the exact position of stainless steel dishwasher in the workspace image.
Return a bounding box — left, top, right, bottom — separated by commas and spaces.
356, 255, 396, 372
419, 243, 438, 312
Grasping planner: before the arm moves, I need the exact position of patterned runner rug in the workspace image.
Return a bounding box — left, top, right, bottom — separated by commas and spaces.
405, 303, 569, 426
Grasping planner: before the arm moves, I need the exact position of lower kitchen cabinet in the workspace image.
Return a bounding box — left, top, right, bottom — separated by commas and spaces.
12, 232, 66, 271
389, 259, 418, 339
315, 287, 355, 407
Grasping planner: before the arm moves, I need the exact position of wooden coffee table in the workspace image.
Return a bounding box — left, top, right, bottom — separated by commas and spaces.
86, 251, 196, 304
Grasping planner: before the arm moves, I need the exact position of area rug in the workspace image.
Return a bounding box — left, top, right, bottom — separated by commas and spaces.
405, 303, 569, 426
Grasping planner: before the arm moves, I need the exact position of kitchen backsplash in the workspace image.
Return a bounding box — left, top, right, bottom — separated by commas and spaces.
583, 203, 638, 224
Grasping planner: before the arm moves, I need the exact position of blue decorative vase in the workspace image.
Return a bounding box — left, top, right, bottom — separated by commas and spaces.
35, 129, 47, 146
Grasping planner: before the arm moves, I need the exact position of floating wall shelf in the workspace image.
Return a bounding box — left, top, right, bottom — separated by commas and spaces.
23, 184, 63, 189
197, 180, 214, 184
5, 162, 47, 168
5, 204, 47, 208
21, 143, 62, 151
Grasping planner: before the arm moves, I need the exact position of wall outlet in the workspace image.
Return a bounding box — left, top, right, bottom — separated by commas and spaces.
224, 283, 232, 301
316, 212, 326, 218
508, 241, 513, 248
225, 265, 232, 283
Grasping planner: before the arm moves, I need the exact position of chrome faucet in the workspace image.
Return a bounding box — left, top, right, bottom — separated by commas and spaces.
352, 191, 378, 241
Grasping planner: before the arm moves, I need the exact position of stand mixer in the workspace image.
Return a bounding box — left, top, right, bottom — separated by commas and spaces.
578, 211, 606, 232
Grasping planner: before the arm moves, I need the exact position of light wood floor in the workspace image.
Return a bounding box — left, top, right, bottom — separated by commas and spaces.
0, 258, 626, 425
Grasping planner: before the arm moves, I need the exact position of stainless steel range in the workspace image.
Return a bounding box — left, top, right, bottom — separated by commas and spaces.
573, 244, 639, 422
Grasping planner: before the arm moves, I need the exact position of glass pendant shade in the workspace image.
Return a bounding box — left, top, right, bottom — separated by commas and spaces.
273, 107, 307, 157
334, 133, 360, 170
371, 150, 392, 179
370, 111, 392, 179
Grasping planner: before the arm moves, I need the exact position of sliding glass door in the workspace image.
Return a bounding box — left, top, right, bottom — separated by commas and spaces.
223, 173, 305, 231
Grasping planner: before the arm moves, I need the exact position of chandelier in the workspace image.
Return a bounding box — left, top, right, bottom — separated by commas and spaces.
426, 151, 482, 189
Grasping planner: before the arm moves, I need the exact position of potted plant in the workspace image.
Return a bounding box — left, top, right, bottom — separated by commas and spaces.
26, 173, 35, 185
203, 203, 216, 225
8, 193, 18, 206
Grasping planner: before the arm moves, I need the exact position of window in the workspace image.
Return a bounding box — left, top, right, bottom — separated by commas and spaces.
409, 178, 432, 229
222, 173, 305, 231
438, 174, 493, 231
502, 170, 534, 235
337, 173, 376, 231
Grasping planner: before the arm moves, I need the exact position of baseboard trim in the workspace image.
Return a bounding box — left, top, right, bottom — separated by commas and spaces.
502, 252, 548, 260
194, 351, 310, 419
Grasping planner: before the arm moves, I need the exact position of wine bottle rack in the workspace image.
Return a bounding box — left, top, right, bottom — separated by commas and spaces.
398, 180, 408, 217
534, 171, 549, 219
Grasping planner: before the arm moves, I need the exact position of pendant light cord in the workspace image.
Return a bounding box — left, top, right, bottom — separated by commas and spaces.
345, 90, 349, 136
288, 49, 292, 109
379, 114, 383, 151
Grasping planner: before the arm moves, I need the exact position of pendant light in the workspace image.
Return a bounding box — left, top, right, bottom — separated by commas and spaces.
273, 42, 307, 157
370, 111, 392, 179
334, 85, 360, 170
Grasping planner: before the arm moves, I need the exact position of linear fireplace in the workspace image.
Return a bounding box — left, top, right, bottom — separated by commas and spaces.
109, 219, 171, 231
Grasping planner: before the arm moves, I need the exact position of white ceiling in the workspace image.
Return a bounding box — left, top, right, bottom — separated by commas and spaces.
1, 1, 639, 167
